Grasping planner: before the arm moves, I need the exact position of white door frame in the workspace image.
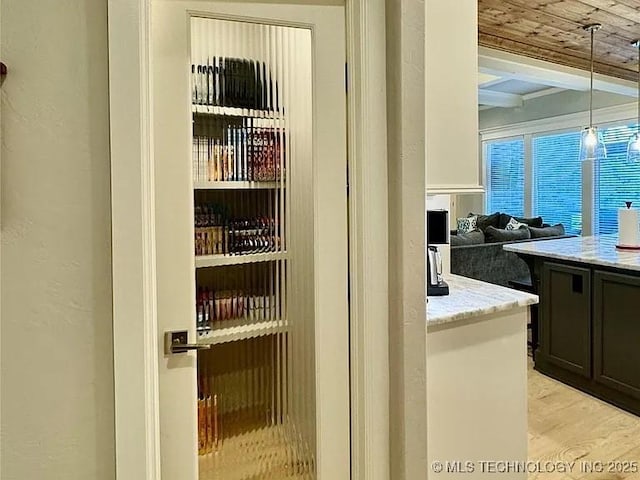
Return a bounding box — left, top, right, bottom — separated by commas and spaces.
107, 1, 388, 479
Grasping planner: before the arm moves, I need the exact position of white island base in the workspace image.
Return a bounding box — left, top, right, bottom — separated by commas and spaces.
427, 275, 537, 479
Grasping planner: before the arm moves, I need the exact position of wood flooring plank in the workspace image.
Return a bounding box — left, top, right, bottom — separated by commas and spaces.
528, 360, 640, 480
613, 445, 640, 480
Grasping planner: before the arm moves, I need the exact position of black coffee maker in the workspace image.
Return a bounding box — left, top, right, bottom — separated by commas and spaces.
427, 210, 449, 296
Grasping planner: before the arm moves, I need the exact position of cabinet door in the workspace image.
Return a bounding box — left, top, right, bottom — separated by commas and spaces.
593, 271, 640, 399
541, 263, 591, 377
425, 0, 480, 192
152, 3, 349, 480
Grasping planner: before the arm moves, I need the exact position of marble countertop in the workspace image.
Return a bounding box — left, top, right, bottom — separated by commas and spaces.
503, 235, 640, 272
427, 274, 538, 329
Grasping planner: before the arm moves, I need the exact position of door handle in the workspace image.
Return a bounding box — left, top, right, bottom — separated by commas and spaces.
164, 330, 211, 355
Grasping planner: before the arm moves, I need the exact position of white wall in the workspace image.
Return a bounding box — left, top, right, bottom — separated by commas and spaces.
386, 0, 428, 478
453, 193, 484, 219
427, 309, 528, 480
1, 1, 115, 479
425, 0, 479, 192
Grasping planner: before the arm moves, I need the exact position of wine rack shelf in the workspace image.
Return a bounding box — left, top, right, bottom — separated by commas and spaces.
192, 104, 282, 120
197, 320, 288, 345
194, 181, 283, 190
195, 252, 287, 269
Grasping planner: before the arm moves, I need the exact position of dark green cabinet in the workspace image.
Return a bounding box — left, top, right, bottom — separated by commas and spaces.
541, 262, 592, 378
531, 258, 640, 416
594, 271, 640, 400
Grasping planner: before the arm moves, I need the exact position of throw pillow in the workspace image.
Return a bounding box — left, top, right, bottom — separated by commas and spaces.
498, 214, 544, 229
528, 223, 566, 238
484, 225, 531, 243
457, 216, 477, 234
450, 230, 485, 246
505, 217, 528, 230
468, 211, 500, 231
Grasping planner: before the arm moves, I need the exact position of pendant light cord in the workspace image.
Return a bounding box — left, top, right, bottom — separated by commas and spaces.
583, 24, 602, 130
590, 26, 594, 128
637, 41, 639, 134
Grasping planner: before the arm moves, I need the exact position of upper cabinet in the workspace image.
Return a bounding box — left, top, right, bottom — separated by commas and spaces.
425, 0, 482, 194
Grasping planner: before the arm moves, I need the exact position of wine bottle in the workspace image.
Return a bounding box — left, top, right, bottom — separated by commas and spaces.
250, 60, 257, 110
191, 64, 197, 104
213, 57, 219, 106
200, 64, 208, 105
196, 65, 202, 104
262, 62, 268, 111
208, 64, 214, 106
221, 58, 227, 107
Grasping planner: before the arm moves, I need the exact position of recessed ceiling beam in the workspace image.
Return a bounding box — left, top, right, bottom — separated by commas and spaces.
478, 88, 524, 108
479, 47, 638, 98
522, 87, 564, 101
478, 72, 501, 86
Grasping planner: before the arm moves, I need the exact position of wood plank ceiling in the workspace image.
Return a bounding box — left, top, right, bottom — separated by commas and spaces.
478, 0, 640, 81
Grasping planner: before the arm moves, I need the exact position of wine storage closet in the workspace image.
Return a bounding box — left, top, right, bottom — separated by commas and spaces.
190, 17, 315, 480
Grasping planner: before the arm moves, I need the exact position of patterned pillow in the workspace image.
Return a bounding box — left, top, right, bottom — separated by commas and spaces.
457, 216, 478, 234
505, 217, 528, 230
469, 211, 500, 231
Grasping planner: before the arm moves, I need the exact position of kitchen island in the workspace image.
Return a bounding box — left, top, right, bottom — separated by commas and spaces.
427, 275, 537, 479
505, 235, 640, 417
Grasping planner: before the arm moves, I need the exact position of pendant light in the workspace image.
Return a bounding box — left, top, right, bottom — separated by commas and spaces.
579, 23, 607, 162
626, 39, 640, 163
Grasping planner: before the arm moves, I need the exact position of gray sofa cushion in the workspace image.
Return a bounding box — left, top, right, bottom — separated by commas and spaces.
450, 230, 485, 246
485, 225, 531, 243
528, 223, 565, 238
498, 214, 543, 229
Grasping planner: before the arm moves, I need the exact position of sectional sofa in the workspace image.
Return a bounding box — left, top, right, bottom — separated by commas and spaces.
450, 212, 572, 287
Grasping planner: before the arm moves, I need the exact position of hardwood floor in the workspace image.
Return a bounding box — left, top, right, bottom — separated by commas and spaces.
528, 359, 640, 479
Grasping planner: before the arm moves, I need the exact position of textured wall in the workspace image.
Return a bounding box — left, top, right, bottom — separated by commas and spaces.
386, 0, 428, 478
453, 193, 485, 219
1, 1, 115, 479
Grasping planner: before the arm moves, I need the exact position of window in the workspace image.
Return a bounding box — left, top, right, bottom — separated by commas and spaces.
597, 124, 640, 234
485, 138, 525, 216
532, 132, 582, 235
483, 106, 640, 238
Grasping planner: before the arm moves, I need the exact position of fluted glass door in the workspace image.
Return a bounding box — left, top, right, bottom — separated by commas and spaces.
192, 18, 315, 478
153, 4, 348, 480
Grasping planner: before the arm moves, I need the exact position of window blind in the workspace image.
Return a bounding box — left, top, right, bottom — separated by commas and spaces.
485, 138, 525, 216
532, 132, 582, 235
597, 123, 640, 234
